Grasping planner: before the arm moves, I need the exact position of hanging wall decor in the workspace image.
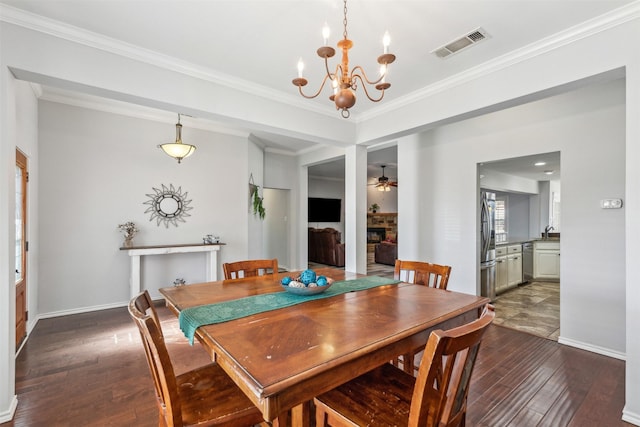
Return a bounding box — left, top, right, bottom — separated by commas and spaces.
249, 174, 265, 220
143, 183, 193, 228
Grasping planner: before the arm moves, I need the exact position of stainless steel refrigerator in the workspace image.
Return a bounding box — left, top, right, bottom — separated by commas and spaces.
480, 191, 496, 300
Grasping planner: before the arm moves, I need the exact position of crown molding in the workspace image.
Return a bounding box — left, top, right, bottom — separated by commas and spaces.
0, 3, 339, 120
308, 175, 344, 183
37, 85, 249, 138
359, 1, 640, 122
3, 2, 638, 125
264, 146, 298, 157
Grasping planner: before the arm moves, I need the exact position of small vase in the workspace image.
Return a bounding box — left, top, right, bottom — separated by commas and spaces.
123, 237, 134, 248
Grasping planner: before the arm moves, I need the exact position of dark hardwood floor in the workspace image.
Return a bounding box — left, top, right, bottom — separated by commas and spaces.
1, 301, 630, 426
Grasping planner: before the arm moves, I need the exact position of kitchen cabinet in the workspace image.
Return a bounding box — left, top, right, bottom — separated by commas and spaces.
534, 241, 560, 280
495, 247, 509, 294
496, 244, 523, 294
507, 245, 522, 288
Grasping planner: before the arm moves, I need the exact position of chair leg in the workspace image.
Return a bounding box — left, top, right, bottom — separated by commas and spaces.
291, 402, 311, 427
402, 352, 414, 374
315, 403, 327, 427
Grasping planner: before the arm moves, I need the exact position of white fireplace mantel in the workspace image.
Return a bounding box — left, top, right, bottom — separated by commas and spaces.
122, 243, 224, 298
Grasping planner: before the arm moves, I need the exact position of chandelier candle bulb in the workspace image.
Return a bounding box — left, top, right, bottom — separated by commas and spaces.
297, 58, 304, 78
322, 23, 330, 45
383, 31, 391, 53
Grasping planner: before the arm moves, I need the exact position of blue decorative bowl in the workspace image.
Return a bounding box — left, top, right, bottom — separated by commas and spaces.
281, 279, 334, 295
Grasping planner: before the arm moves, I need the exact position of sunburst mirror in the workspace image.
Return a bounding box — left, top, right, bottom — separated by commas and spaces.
144, 184, 193, 228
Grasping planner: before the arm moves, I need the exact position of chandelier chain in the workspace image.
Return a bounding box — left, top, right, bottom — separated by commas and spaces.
343, 0, 348, 40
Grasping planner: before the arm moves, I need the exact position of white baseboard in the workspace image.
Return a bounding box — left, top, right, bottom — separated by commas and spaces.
558, 336, 626, 360
37, 295, 167, 320
622, 407, 640, 426
38, 300, 130, 320
0, 395, 18, 423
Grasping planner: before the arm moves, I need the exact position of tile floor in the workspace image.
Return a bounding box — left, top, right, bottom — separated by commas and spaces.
493, 281, 560, 340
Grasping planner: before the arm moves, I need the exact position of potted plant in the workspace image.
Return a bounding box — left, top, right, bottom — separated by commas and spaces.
118, 221, 139, 248
369, 203, 380, 213
250, 183, 266, 220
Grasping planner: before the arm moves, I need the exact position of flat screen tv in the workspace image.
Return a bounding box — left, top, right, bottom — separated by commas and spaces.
308, 197, 341, 222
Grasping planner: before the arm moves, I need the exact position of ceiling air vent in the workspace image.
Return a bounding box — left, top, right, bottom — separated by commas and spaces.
432, 27, 490, 59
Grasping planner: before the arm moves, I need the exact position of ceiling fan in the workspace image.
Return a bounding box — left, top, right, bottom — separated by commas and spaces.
369, 165, 397, 192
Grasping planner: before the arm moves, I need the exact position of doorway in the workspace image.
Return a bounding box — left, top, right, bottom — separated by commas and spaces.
479, 151, 561, 340
15, 149, 28, 350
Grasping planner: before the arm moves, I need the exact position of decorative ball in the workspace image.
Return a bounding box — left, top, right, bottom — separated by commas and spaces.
288, 280, 305, 288
299, 269, 317, 285
316, 276, 328, 287
281, 276, 292, 286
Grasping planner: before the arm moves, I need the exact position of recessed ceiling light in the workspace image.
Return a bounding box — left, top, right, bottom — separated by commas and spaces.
544, 170, 554, 175
535, 162, 546, 166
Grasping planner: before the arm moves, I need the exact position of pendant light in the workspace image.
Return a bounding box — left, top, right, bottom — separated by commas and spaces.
158, 114, 196, 163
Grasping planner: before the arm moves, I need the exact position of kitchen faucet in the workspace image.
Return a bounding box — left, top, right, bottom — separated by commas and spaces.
544, 225, 554, 239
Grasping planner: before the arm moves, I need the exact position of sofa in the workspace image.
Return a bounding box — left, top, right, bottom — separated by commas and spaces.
374, 233, 397, 266
308, 228, 345, 267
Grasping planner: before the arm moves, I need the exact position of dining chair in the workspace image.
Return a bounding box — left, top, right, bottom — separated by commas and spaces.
393, 259, 453, 373
223, 258, 278, 280
128, 291, 266, 427
394, 259, 452, 290
314, 304, 495, 427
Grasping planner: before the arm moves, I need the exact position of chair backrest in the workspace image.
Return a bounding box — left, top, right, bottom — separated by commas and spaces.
223, 258, 278, 280
409, 305, 495, 427
394, 260, 452, 290
128, 291, 182, 426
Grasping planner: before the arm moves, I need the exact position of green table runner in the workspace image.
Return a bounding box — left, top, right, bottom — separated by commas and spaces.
179, 276, 400, 344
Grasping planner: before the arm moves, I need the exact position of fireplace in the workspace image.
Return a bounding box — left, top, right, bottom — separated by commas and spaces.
367, 227, 386, 243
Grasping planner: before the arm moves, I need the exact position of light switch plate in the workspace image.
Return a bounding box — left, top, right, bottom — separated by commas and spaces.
601, 199, 623, 209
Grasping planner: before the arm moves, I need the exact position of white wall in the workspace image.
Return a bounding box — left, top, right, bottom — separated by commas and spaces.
493, 191, 531, 241
263, 188, 290, 270
37, 101, 253, 311
481, 170, 540, 194
506, 193, 531, 240
366, 185, 398, 213
398, 78, 626, 355
248, 140, 264, 259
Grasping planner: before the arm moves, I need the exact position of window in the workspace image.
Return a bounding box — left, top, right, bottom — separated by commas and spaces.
495, 197, 507, 243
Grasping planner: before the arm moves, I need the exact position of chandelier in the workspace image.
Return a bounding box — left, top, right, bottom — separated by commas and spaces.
158, 114, 196, 164
292, 0, 396, 118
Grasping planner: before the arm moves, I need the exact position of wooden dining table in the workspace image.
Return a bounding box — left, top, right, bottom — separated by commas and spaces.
159, 267, 490, 427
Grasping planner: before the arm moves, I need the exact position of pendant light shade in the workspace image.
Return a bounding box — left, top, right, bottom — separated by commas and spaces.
158, 114, 196, 163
